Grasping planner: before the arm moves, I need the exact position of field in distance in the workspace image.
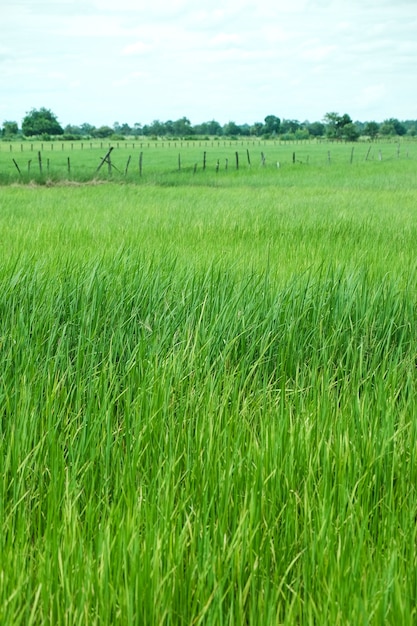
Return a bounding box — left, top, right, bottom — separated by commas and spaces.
1, 153, 417, 624
0, 137, 415, 184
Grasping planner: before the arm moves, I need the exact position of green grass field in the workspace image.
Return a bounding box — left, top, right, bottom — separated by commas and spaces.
1, 144, 417, 624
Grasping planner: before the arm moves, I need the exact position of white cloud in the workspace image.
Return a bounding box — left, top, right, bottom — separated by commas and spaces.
1, 0, 416, 126
300, 42, 338, 62
121, 41, 153, 56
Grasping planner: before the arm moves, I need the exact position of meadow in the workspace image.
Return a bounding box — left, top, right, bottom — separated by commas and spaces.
0, 141, 417, 624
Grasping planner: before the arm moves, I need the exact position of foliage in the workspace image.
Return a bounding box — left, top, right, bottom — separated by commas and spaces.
22, 107, 64, 137
91, 125, 114, 138
380, 118, 407, 136
306, 121, 325, 136
264, 114, 281, 135
324, 112, 359, 141
364, 121, 380, 139
2, 120, 19, 137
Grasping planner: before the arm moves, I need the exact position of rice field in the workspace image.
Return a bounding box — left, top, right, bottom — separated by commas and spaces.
1, 148, 417, 624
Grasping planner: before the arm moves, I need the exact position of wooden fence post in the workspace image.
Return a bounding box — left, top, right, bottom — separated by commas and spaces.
38, 151, 42, 174
96, 146, 114, 173
12, 159, 21, 175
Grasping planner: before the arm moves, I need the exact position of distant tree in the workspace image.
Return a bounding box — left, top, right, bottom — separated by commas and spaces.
402, 120, 417, 135
239, 124, 251, 136
280, 119, 301, 134
80, 123, 96, 136
172, 117, 193, 137
2, 120, 19, 137
341, 122, 360, 142
22, 107, 64, 136
206, 120, 222, 136
113, 121, 132, 136
363, 121, 379, 140
324, 112, 342, 138
379, 118, 406, 136
295, 128, 310, 140
223, 121, 241, 136
143, 120, 165, 136
119, 123, 132, 136
324, 112, 358, 140
132, 123, 143, 136
91, 125, 113, 138
306, 121, 325, 137
250, 122, 264, 137
193, 120, 222, 136
64, 124, 83, 136
264, 115, 280, 135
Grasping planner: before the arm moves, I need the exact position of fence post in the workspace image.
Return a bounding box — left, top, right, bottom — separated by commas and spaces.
12, 158, 21, 175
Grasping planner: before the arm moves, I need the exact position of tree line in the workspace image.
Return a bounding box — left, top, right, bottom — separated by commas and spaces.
2, 108, 416, 141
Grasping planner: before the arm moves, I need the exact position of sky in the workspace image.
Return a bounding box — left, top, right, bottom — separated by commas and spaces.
1, 0, 417, 129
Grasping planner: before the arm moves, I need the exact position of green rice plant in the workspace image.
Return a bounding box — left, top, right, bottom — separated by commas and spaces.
1, 158, 417, 623
1, 249, 417, 624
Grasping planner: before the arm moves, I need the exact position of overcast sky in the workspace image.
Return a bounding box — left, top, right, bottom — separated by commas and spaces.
1, 0, 416, 128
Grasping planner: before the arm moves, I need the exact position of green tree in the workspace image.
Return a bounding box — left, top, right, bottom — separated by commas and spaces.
2, 120, 19, 137
80, 123, 96, 136
132, 123, 143, 136
380, 118, 406, 136
206, 120, 222, 136
250, 122, 264, 137
280, 119, 301, 134
91, 125, 113, 138
324, 112, 358, 140
22, 107, 64, 137
364, 121, 379, 140
143, 120, 165, 136
223, 121, 241, 136
341, 122, 360, 142
264, 115, 281, 135
306, 121, 325, 137
64, 124, 83, 136
172, 117, 193, 137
